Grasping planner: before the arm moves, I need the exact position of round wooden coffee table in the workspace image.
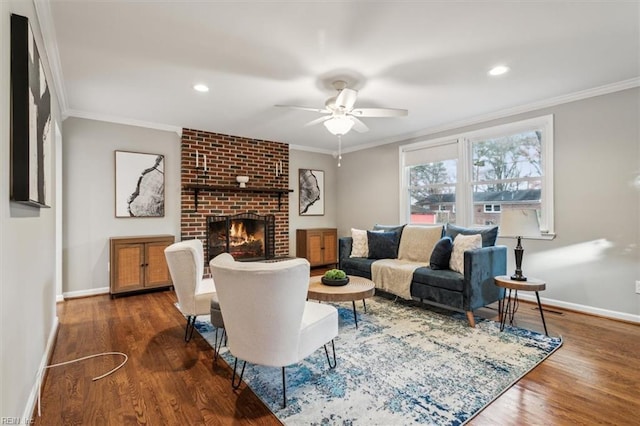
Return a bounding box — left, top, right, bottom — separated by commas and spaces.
308, 275, 375, 328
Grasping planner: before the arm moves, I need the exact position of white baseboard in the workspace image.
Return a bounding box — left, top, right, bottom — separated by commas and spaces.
55, 294, 64, 303
517, 293, 640, 324
23, 316, 59, 422
62, 286, 110, 300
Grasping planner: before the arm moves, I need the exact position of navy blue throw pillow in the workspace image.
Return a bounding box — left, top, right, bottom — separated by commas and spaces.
367, 231, 400, 259
430, 237, 453, 270
445, 224, 498, 247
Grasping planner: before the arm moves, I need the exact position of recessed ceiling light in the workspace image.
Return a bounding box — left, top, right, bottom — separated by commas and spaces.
193, 84, 209, 92
488, 65, 510, 76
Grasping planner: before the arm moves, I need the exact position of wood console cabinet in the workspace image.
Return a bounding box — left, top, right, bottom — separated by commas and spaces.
109, 235, 174, 296
296, 228, 338, 267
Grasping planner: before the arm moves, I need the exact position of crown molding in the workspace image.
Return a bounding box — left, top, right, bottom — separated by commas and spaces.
34, 0, 68, 113
65, 109, 183, 136
289, 143, 334, 155
343, 77, 640, 154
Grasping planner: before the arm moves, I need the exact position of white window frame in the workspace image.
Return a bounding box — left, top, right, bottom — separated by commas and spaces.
399, 115, 554, 239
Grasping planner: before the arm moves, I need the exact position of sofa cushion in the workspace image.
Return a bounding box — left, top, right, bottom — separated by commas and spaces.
413, 267, 465, 292
450, 234, 482, 274
341, 257, 377, 275
397, 225, 444, 263
430, 237, 453, 270
350, 228, 369, 257
367, 231, 400, 259
445, 224, 499, 247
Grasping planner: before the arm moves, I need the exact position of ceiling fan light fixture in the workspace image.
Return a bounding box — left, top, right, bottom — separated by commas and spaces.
323, 116, 354, 135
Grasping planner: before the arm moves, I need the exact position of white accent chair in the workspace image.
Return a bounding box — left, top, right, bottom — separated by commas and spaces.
210, 253, 338, 407
164, 239, 217, 342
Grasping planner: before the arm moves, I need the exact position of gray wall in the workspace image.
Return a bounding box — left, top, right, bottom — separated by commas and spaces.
62, 118, 181, 294
1, 0, 61, 418
337, 88, 640, 318
288, 149, 339, 256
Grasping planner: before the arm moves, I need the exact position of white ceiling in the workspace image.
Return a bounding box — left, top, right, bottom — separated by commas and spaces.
42, 1, 640, 153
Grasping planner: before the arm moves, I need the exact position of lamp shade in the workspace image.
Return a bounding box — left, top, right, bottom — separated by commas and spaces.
323, 116, 354, 135
499, 209, 540, 238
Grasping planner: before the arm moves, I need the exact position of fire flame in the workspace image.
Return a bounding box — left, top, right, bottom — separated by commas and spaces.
229, 221, 258, 246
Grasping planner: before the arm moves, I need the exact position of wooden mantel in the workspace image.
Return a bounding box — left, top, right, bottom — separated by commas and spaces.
183, 184, 294, 212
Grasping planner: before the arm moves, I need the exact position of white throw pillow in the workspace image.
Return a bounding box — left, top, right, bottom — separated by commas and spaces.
449, 234, 482, 274
350, 228, 369, 257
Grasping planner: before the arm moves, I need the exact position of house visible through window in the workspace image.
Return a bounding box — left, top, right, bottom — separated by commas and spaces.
400, 115, 554, 236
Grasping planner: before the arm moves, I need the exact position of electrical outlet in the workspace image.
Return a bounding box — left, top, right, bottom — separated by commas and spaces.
636, 281, 640, 294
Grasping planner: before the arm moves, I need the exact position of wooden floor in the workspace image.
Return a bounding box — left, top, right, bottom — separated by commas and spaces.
35, 287, 639, 425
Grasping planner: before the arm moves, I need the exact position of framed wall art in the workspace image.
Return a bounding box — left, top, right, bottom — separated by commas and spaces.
10, 14, 52, 208
299, 169, 324, 216
115, 151, 165, 217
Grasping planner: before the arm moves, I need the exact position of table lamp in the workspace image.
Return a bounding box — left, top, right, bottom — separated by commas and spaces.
499, 209, 540, 281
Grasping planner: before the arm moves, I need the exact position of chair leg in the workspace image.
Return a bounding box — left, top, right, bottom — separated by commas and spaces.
324, 339, 337, 369
184, 316, 197, 342
282, 367, 287, 408
231, 357, 246, 390
213, 328, 225, 363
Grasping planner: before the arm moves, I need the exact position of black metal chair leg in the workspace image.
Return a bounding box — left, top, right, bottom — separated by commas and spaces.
213, 328, 225, 363
185, 316, 196, 342
231, 358, 246, 389
324, 339, 337, 369
282, 367, 287, 408
535, 291, 549, 336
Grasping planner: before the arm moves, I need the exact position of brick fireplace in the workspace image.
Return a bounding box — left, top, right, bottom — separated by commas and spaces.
180, 129, 290, 267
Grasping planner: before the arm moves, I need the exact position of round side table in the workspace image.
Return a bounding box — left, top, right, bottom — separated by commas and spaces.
494, 275, 548, 336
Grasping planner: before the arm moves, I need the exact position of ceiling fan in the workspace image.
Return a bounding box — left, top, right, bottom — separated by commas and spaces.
276, 80, 408, 136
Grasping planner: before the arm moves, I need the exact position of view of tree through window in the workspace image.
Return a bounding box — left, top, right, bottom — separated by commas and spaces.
409, 159, 457, 224
402, 115, 553, 233
472, 131, 542, 225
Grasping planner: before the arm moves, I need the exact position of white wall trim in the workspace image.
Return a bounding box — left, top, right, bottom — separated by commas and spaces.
64, 109, 182, 136
517, 293, 640, 324
34, 0, 68, 112
62, 286, 110, 300
343, 77, 640, 154
23, 316, 59, 423
289, 143, 334, 155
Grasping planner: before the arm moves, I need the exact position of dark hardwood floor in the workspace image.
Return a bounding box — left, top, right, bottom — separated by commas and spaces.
34, 285, 639, 425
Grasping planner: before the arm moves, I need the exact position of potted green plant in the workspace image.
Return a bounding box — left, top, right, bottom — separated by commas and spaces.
321, 269, 349, 286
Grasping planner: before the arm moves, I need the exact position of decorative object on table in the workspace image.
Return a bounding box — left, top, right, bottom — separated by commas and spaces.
193, 296, 562, 425
321, 269, 349, 286
499, 209, 540, 281
115, 150, 165, 217
10, 14, 52, 208
299, 169, 324, 215
236, 175, 249, 188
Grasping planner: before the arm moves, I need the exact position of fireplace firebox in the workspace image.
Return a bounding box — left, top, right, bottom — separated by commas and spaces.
207, 213, 275, 262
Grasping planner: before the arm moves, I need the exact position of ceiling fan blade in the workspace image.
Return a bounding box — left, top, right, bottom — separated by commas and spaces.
304, 116, 332, 127
351, 107, 408, 117
335, 88, 358, 110
275, 105, 330, 114
350, 116, 369, 133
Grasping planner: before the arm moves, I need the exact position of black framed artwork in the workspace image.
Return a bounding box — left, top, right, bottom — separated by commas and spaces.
299, 169, 325, 215
10, 14, 52, 208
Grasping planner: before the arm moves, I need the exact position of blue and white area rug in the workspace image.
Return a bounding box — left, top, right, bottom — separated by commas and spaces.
193, 297, 562, 425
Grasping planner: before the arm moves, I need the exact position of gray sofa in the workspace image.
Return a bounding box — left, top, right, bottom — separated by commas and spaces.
339, 224, 507, 327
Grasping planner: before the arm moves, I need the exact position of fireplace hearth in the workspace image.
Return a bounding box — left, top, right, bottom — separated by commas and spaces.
207, 213, 275, 261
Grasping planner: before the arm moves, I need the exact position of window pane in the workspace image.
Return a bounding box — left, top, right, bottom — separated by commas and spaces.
472, 181, 541, 226
409, 159, 457, 224
472, 131, 542, 183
